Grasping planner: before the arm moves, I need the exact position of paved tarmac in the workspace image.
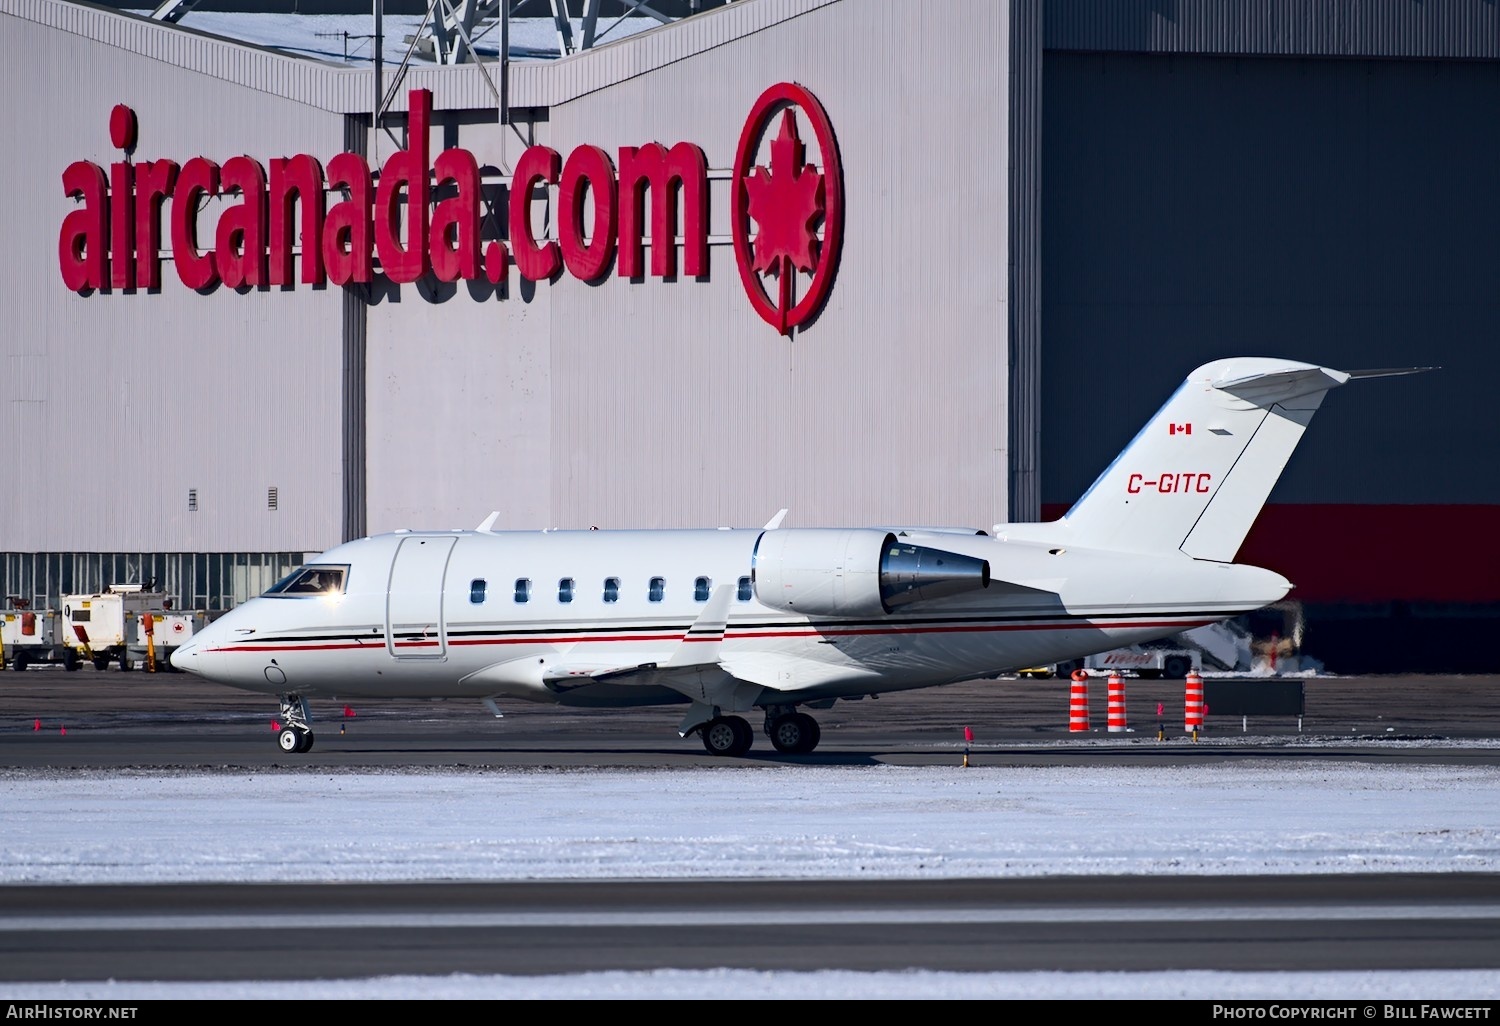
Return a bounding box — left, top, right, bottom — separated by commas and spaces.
3, 665, 1499, 768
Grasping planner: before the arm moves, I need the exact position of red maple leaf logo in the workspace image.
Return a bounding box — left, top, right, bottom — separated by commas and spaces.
744, 110, 825, 328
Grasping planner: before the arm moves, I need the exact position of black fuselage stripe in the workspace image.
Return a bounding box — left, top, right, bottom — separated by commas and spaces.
238, 609, 1241, 647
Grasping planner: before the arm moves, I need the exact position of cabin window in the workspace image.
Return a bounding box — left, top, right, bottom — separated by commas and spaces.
514, 578, 531, 603
737, 576, 752, 602
266, 565, 347, 597
603, 577, 620, 603
470, 579, 487, 605
694, 576, 711, 602
558, 578, 574, 603
648, 576, 665, 602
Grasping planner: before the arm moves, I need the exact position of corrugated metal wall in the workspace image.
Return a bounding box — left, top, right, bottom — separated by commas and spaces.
1045, 0, 1500, 60
1, 13, 349, 552
1041, 49, 1500, 508
536, 0, 1011, 532
1008, 0, 1040, 521
363, 0, 1015, 536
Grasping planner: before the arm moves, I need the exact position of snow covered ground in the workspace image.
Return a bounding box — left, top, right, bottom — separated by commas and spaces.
3, 761, 1499, 999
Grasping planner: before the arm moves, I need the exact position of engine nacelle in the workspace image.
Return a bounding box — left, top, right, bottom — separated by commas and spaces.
751, 529, 991, 617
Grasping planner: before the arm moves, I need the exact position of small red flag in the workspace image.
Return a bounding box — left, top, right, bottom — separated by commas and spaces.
963, 726, 974, 743
271, 719, 281, 732
33, 718, 41, 732
343, 705, 356, 718
1157, 702, 1164, 716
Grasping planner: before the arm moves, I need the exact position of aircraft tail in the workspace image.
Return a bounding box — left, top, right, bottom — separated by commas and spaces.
1050, 357, 1429, 562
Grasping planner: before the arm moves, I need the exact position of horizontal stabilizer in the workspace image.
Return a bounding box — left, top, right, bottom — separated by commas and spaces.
1345, 366, 1438, 380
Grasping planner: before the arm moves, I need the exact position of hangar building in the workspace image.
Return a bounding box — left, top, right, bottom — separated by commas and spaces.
1, 0, 1496, 671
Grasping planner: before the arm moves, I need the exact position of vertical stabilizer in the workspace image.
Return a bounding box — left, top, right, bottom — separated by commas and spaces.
1057, 358, 1352, 561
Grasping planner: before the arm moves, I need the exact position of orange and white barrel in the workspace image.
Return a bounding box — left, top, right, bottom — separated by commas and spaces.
1107, 671, 1127, 733
1184, 670, 1205, 733
1069, 669, 1090, 732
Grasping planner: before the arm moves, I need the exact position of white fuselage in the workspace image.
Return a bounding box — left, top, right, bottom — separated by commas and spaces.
172, 526, 1289, 708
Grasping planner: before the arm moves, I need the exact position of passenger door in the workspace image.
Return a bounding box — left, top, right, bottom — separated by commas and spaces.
385, 535, 457, 659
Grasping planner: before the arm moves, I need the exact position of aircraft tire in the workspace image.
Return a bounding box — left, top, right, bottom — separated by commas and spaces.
769, 715, 803, 753
795, 714, 821, 753
277, 727, 302, 753
702, 716, 752, 757
298, 730, 315, 754
769, 713, 821, 754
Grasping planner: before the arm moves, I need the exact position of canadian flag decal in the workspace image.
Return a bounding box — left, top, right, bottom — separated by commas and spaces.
1169, 423, 1192, 435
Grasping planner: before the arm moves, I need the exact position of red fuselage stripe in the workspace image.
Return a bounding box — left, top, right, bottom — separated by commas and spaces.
204, 618, 1216, 654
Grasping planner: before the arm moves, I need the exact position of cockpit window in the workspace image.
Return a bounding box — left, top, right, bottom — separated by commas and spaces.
265, 565, 347, 597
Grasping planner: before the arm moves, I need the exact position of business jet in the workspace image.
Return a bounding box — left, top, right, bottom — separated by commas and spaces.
172, 356, 1424, 756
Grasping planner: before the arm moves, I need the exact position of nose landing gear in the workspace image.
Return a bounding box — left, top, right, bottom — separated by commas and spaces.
275, 694, 314, 753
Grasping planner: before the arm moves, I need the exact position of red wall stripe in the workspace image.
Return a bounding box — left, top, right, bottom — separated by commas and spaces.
1042, 503, 1500, 604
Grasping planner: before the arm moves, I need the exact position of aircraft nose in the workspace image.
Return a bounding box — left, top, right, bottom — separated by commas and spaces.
169, 641, 196, 672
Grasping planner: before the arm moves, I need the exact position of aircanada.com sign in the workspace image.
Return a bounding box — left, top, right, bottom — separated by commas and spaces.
56, 82, 843, 335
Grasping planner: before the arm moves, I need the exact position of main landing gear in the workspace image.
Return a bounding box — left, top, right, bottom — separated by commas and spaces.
766, 710, 821, 754
696, 707, 824, 757
276, 693, 315, 753
700, 715, 754, 757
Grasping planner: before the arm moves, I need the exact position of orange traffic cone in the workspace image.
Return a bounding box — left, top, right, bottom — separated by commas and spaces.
1069, 670, 1090, 732
1185, 670, 1205, 739
1107, 671, 1128, 733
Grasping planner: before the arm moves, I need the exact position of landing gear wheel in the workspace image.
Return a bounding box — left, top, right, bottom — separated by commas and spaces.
701, 716, 753, 757
769, 713, 821, 754
277, 727, 315, 753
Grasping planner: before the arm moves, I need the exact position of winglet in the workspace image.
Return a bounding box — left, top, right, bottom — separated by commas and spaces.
476, 511, 501, 533
763, 508, 789, 530
664, 585, 734, 667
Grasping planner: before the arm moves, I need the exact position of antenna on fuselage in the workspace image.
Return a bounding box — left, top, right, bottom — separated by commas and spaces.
476, 511, 501, 533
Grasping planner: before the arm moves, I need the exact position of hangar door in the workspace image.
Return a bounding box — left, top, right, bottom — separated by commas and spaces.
1041, 51, 1500, 510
